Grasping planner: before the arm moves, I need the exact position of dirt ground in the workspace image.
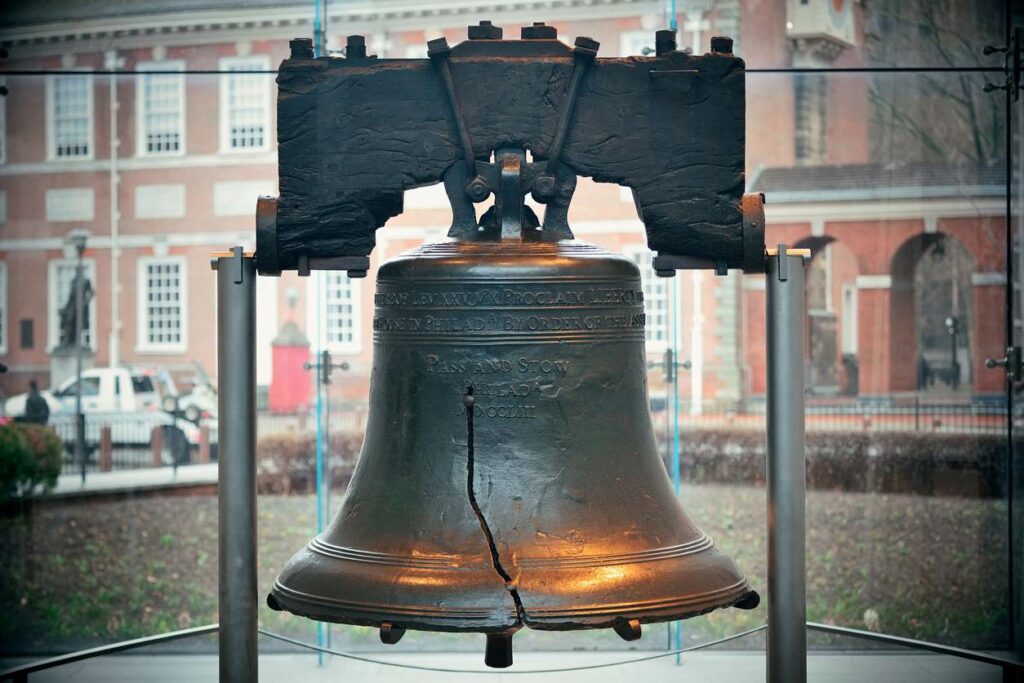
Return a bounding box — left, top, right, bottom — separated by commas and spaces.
0, 484, 1008, 656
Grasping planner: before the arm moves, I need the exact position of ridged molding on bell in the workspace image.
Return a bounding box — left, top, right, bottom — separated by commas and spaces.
269, 237, 758, 640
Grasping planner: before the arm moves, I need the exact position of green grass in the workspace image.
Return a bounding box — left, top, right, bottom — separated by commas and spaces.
0, 484, 1008, 655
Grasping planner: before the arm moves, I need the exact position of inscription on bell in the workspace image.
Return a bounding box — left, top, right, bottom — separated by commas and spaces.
374, 287, 644, 307
425, 355, 571, 375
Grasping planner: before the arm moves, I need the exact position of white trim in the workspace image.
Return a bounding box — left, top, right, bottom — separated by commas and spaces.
971, 272, 1006, 287
135, 255, 188, 354
0, 261, 7, 355
810, 217, 825, 237
218, 55, 272, 154
47, 258, 97, 351
764, 198, 1005, 223
135, 60, 186, 158
856, 275, 892, 290
0, 231, 251, 251
46, 72, 95, 161
924, 215, 938, 234
0, 152, 277, 176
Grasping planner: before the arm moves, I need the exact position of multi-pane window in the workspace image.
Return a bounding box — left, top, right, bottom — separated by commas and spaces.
629, 248, 671, 347
49, 74, 93, 159
48, 259, 96, 350
0, 262, 7, 354
138, 258, 186, 352
138, 62, 184, 155
324, 272, 359, 349
221, 57, 269, 151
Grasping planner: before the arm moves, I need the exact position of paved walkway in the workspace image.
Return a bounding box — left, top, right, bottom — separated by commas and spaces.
45, 463, 218, 499
1, 651, 1006, 682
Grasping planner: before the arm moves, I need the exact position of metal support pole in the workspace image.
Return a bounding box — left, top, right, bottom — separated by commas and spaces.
766, 245, 807, 683
74, 246, 86, 484
215, 248, 258, 683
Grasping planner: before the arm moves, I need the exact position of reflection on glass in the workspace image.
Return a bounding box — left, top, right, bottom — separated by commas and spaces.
0, 1, 1014, 671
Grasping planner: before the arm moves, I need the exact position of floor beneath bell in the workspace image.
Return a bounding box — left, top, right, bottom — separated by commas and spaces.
6, 651, 1008, 681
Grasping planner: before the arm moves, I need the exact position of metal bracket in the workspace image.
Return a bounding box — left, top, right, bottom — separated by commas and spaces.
986, 346, 1023, 383
984, 27, 1022, 100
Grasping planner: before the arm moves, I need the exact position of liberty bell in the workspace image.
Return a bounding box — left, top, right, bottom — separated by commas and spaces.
267, 27, 761, 669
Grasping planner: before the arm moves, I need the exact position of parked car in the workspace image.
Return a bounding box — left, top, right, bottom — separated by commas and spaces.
4, 367, 217, 465
3, 366, 175, 417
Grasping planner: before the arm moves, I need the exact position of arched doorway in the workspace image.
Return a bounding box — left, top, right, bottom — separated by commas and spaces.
890, 233, 975, 394
798, 236, 860, 396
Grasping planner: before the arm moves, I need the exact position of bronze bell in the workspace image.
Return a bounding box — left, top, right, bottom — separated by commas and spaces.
269, 152, 758, 668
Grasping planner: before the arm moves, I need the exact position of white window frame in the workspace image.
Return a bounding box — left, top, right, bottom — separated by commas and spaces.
46, 72, 94, 161
0, 77, 6, 165
0, 262, 7, 355
136, 255, 188, 354
218, 56, 271, 153
47, 258, 97, 351
135, 60, 186, 157
306, 272, 362, 355
625, 245, 678, 352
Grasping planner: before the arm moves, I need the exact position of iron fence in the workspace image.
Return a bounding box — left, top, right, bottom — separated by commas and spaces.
46, 413, 218, 473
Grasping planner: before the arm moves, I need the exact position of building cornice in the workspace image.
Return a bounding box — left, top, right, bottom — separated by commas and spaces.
0, 0, 661, 55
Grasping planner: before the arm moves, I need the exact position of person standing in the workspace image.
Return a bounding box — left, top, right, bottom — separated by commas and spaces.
24, 380, 50, 425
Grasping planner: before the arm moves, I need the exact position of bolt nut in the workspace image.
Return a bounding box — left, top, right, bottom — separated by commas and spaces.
346, 35, 367, 59
468, 20, 503, 40
465, 175, 491, 202
289, 38, 314, 59
710, 36, 734, 54
522, 22, 557, 39
655, 29, 677, 56
532, 174, 557, 202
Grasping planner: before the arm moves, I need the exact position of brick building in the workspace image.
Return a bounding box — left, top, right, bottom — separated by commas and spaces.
0, 0, 1007, 410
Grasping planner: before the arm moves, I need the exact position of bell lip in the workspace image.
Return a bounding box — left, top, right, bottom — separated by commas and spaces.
268, 581, 520, 634
268, 577, 756, 634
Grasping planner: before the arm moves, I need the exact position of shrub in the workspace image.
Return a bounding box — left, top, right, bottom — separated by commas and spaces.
256, 431, 363, 495
0, 423, 64, 502
656, 429, 1007, 498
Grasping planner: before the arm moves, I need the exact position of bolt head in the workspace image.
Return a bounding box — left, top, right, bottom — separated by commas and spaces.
573, 36, 600, 57
532, 174, 557, 202
465, 176, 491, 202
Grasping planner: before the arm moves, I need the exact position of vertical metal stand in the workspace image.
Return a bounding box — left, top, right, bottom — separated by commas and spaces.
766, 245, 807, 683
215, 248, 258, 683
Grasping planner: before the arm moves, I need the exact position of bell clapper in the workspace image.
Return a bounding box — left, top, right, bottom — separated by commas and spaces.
484, 632, 515, 668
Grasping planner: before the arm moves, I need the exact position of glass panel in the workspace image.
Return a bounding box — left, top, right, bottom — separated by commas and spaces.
0, 3, 1015, 672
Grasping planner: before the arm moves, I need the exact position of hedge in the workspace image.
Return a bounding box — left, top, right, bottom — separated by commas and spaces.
256, 429, 1009, 499
657, 429, 1008, 498
0, 423, 64, 503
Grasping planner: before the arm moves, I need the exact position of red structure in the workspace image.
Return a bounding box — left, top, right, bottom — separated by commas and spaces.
268, 320, 311, 414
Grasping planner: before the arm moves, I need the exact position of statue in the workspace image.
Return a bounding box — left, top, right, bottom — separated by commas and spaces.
57, 271, 93, 348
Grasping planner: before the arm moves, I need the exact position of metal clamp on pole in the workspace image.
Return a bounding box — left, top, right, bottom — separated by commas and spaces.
766, 243, 808, 683
212, 247, 258, 683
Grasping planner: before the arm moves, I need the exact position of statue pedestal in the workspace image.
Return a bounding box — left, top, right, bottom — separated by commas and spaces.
50, 345, 95, 388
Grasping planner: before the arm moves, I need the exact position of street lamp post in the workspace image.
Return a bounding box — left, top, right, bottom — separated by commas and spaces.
68, 229, 89, 483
